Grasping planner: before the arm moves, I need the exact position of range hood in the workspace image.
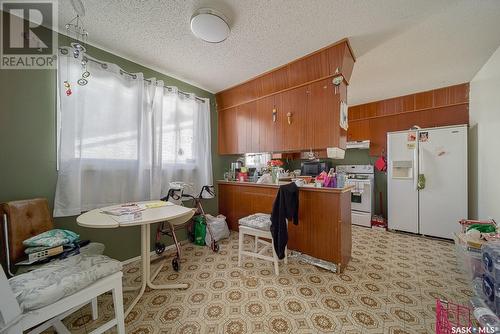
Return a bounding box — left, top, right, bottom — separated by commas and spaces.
346, 140, 370, 149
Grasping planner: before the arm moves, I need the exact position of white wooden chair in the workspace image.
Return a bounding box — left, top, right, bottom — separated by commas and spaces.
0, 254, 125, 334
238, 213, 287, 275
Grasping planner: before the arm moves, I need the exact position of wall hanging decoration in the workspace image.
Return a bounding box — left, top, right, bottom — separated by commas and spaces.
64, 0, 90, 89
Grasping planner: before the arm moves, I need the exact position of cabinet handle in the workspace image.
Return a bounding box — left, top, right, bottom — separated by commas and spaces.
272, 108, 277, 123
287, 112, 292, 125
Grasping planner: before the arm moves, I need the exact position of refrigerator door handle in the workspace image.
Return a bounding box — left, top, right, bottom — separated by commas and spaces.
413, 146, 418, 190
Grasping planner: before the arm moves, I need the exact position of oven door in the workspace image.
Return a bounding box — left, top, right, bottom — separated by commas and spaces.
348, 181, 372, 212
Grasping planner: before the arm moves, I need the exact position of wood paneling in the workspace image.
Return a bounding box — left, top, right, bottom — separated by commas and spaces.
259, 66, 289, 97
347, 119, 370, 142
287, 50, 329, 87
281, 85, 310, 151
347, 83, 469, 156
308, 79, 344, 150
217, 107, 237, 154
215, 39, 355, 111
272, 94, 285, 152
217, 182, 352, 270
216, 80, 262, 110
235, 102, 257, 154
256, 95, 277, 153
216, 39, 356, 155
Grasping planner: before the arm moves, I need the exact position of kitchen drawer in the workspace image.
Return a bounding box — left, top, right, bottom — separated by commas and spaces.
352, 210, 371, 227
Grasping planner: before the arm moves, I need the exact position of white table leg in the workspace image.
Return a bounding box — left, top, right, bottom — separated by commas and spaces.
124, 224, 188, 317
124, 225, 148, 318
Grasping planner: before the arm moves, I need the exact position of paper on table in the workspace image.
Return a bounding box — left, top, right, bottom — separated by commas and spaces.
143, 201, 172, 209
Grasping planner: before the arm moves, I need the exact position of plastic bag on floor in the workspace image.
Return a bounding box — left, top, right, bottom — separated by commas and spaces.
205, 214, 230, 246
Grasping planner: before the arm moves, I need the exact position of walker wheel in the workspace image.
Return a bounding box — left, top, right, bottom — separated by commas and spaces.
212, 241, 219, 253
155, 242, 166, 255
172, 257, 180, 272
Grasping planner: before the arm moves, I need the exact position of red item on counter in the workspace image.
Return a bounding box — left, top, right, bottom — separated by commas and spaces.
237, 172, 248, 182
316, 171, 328, 181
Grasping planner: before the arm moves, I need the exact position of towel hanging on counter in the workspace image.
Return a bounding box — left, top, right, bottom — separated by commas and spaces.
270, 182, 299, 260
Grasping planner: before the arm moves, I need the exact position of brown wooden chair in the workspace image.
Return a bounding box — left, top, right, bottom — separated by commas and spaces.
0, 198, 53, 276
0, 198, 104, 276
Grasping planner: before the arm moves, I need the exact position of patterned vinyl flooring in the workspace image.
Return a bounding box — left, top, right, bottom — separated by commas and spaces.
55, 226, 473, 333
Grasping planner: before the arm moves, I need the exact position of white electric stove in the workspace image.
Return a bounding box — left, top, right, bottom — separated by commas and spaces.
336, 165, 374, 227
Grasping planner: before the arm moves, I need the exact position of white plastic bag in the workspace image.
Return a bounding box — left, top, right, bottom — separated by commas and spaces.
205, 214, 230, 246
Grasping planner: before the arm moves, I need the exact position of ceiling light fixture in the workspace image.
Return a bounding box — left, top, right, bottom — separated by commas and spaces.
190, 8, 230, 43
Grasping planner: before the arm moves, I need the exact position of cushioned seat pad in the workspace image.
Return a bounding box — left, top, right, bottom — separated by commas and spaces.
239, 213, 272, 231
9, 254, 122, 311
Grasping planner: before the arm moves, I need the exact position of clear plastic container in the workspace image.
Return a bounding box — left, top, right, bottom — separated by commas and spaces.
454, 234, 484, 282
483, 243, 500, 279
470, 296, 500, 332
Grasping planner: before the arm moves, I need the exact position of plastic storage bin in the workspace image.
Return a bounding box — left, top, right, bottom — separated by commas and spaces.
483, 243, 500, 279
455, 234, 484, 282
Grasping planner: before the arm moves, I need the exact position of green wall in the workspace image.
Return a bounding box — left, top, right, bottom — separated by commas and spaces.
0, 33, 232, 261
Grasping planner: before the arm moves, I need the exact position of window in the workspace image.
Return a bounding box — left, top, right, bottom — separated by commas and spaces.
162, 94, 195, 164
55, 49, 212, 217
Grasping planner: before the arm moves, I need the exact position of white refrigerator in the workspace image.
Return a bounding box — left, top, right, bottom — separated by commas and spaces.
387, 125, 468, 239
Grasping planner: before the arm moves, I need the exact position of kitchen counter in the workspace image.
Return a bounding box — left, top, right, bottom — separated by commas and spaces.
217, 180, 353, 193
217, 180, 352, 272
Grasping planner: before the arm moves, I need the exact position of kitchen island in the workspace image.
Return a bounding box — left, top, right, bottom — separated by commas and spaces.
217, 180, 353, 272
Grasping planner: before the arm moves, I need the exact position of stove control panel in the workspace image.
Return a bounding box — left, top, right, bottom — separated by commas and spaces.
336, 165, 374, 174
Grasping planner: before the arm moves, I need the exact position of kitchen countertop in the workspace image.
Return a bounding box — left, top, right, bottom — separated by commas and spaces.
217, 180, 354, 193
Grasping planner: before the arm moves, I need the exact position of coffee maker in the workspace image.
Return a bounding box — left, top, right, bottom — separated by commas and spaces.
230, 161, 243, 180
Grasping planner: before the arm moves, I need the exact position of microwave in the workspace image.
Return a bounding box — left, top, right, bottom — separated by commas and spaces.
300, 161, 331, 176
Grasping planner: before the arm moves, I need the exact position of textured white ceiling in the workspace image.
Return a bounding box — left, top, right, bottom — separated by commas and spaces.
58, 0, 500, 105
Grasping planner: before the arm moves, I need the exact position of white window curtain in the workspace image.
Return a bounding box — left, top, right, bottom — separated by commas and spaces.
54, 48, 212, 217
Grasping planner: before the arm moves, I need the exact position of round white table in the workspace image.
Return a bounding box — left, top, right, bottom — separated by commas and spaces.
77, 201, 195, 317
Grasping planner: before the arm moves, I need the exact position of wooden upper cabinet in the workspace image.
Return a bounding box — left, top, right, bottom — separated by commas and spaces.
346, 83, 469, 156
235, 102, 256, 154
281, 86, 311, 151
216, 38, 356, 155
218, 107, 237, 154
326, 42, 355, 83
216, 80, 262, 110
256, 95, 277, 153
308, 78, 342, 150
258, 66, 289, 97
215, 39, 355, 111
272, 94, 285, 152
287, 50, 329, 87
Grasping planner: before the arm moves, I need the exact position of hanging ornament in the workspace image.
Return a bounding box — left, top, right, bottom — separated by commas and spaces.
66, 1, 91, 87
64, 80, 72, 96
77, 57, 90, 86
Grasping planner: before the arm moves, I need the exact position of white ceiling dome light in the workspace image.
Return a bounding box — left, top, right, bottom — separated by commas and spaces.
190, 8, 230, 43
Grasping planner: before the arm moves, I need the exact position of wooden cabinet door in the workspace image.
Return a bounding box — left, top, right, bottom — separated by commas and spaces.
235, 102, 255, 154
281, 86, 310, 151
308, 78, 338, 149
247, 101, 259, 153
272, 94, 285, 152
218, 107, 237, 154
256, 95, 276, 152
